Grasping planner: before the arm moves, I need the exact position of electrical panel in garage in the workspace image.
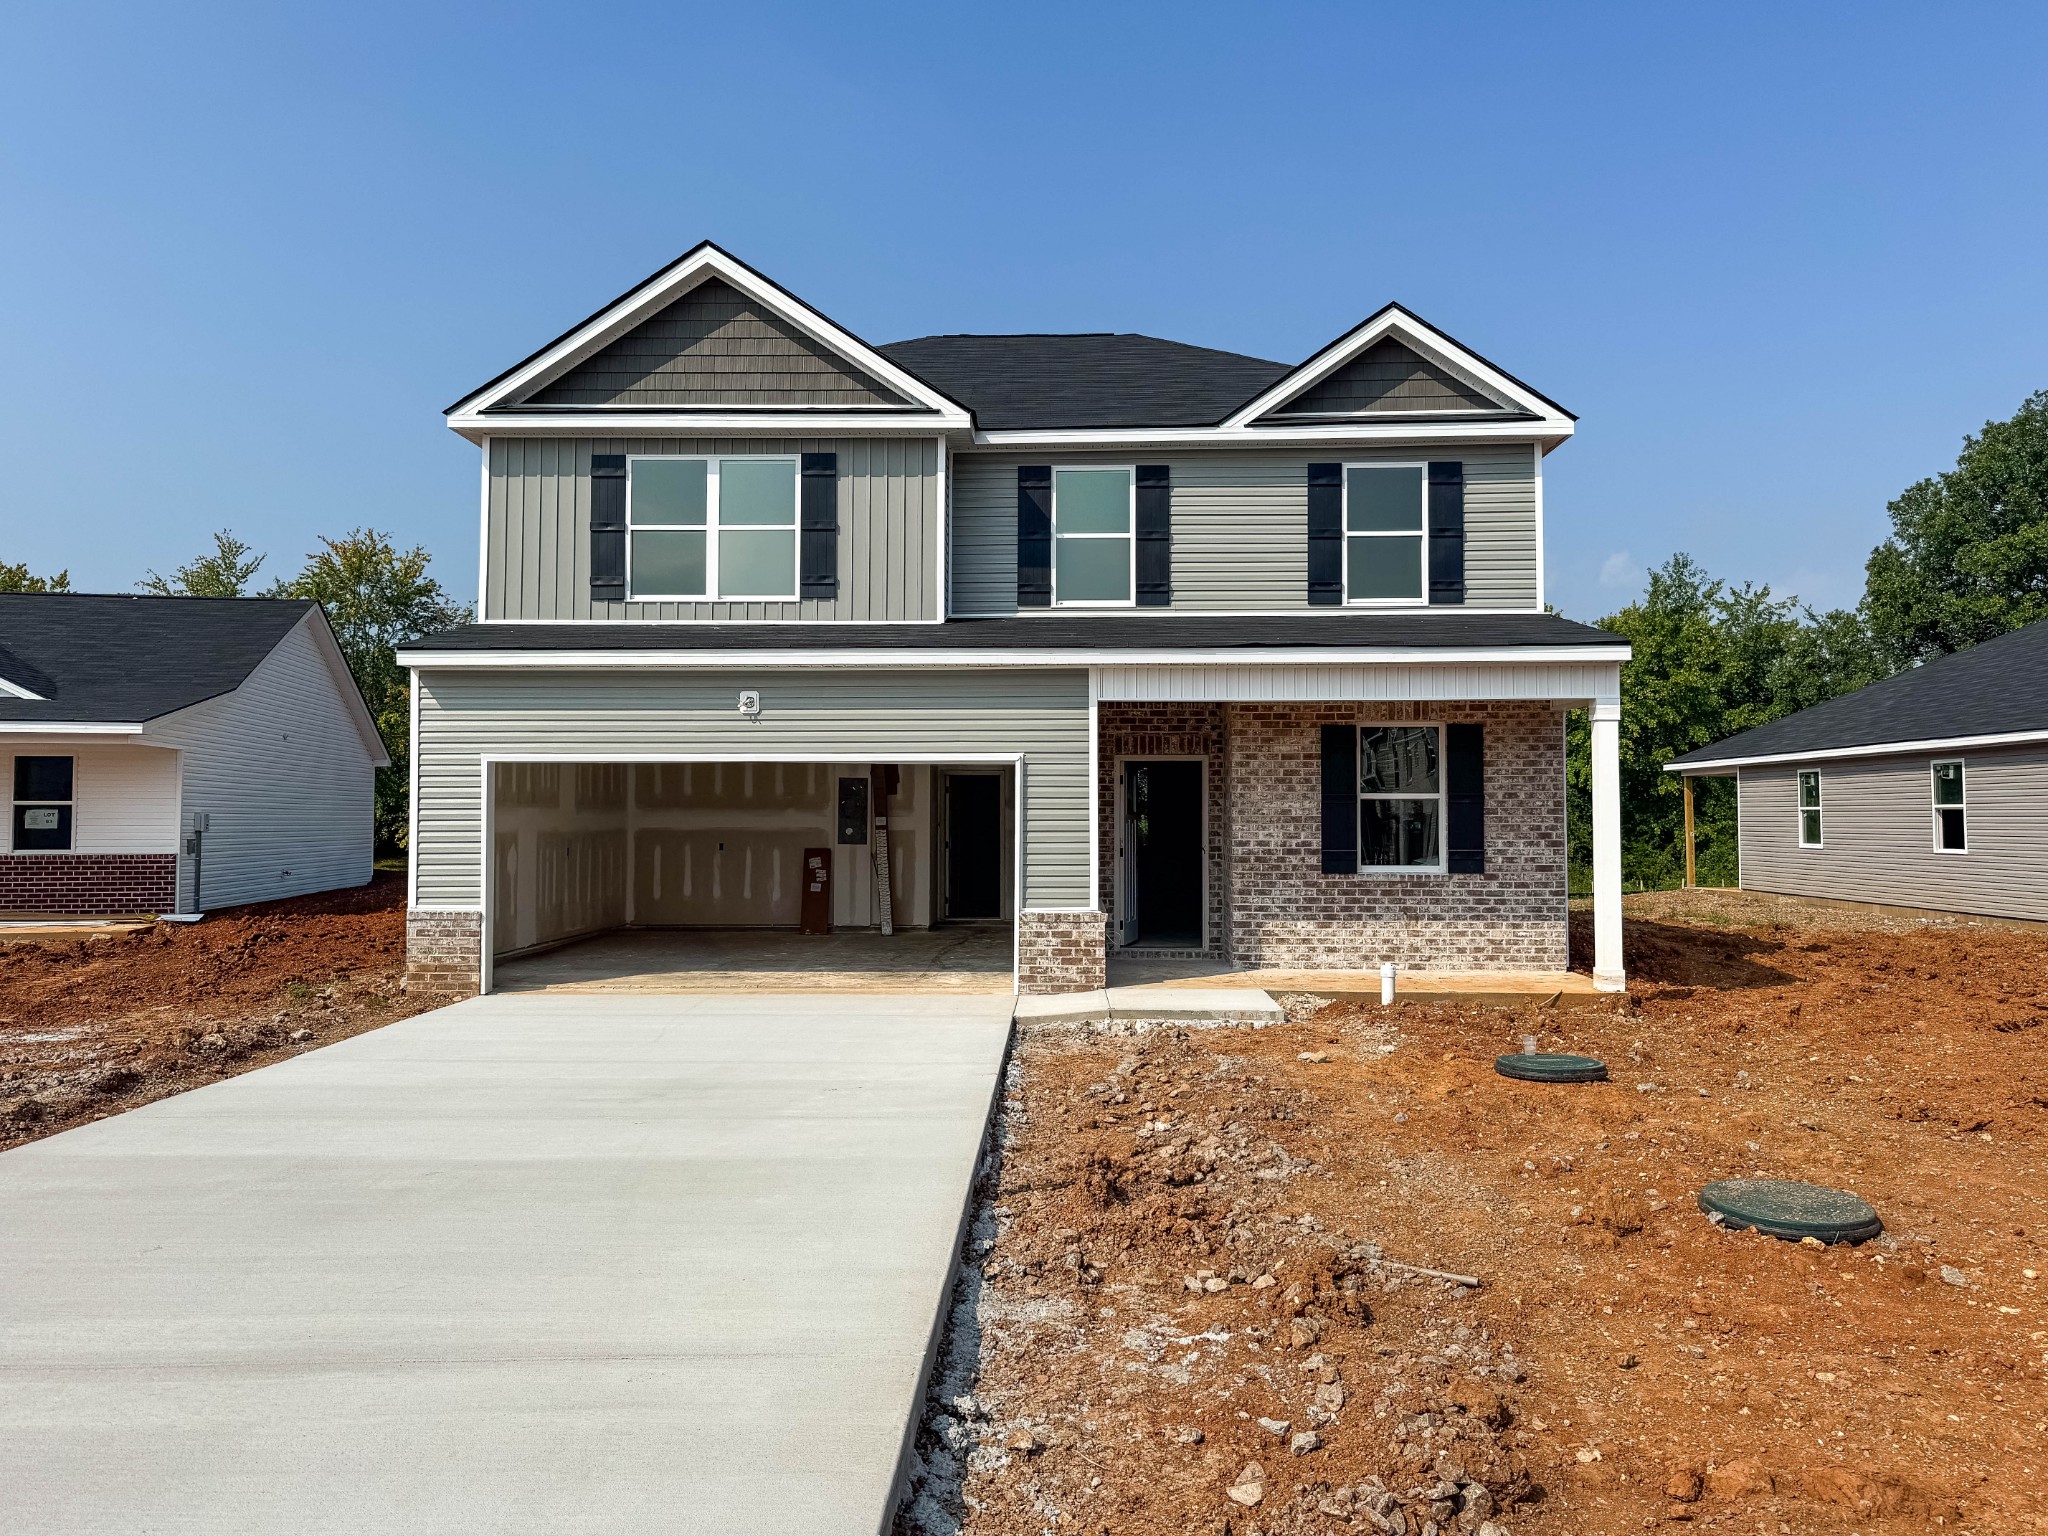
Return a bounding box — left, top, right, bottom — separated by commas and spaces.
837, 777, 869, 844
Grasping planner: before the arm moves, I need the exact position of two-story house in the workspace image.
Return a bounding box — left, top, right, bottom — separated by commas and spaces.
397, 243, 1629, 995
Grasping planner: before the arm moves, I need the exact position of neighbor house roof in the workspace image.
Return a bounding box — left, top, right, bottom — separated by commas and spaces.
1668, 620, 2048, 770
0, 594, 322, 726
875, 335, 1291, 431
401, 612, 1623, 662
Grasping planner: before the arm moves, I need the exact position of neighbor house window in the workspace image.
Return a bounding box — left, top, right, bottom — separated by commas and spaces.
1345, 464, 1427, 603
1932, 759, 1967, 851
12, 755, 73, 851
1358, 724, 1442, 870
1052, 466, 1134, 606
627, 456, 798, 600
1798, 770, 1822, 847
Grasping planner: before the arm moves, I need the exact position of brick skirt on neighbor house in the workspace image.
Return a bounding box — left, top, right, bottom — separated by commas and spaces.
0, 854, 177, 916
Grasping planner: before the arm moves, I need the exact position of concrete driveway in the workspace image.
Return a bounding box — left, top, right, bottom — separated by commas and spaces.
0, 992, 1012, 1535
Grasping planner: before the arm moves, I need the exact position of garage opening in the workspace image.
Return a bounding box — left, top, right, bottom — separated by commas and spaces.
485, 760, 1015, 993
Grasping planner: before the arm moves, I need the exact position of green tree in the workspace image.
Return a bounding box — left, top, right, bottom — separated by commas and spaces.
0, 560, 71, 593
1863, 389, 2048, 667
272, 529, 470, 853
139, 530, 267, 597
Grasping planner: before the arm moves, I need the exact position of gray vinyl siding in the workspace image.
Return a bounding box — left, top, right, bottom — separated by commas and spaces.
485, 437, 941, 622
1737, 743, 2048, 921
951, 444, 1539, 614
413, 667, 1091, 909
1269, 339, 1505, 416
146, 616, 378, 911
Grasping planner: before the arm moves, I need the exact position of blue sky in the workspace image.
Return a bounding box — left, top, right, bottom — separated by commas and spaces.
3, 2, 2044, 620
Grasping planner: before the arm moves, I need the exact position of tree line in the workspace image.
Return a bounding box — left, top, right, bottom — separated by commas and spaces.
1568, 388, 2048, 889
0, 529, 468, 855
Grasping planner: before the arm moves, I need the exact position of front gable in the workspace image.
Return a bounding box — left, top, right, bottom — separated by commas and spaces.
1264, 336, 1514, 418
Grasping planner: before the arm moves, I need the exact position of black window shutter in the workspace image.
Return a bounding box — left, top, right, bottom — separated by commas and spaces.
1319, 723, 1359, 874
1017, 465, 1052, 608
590, 454, 626, 602
1427, 461, 1466, 606
1135, 464, 1172, 606
800, 452, 839, 599
1446, 722, 1485, 873
1307, 463, 1343, 606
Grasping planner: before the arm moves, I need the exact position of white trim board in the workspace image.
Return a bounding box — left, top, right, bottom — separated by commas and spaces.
398, 644, 1632, 671
1666, 728, 2048, 773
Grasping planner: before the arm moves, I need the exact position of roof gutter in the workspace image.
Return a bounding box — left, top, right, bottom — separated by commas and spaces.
1666, 725, 2048, 773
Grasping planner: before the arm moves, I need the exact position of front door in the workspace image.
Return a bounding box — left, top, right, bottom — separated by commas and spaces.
1120, 760, 1203, 946
943, 773, 1003, 920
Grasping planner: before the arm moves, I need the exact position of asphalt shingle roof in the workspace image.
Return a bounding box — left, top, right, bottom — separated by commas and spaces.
877, 334, 1291, 431
0, 594, 317, 725
1669, 620, 2048, 767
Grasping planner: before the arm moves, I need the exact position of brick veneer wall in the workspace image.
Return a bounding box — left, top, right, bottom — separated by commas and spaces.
1017, 909, 1107, 994
1225, 700, 1568, 971
1096, 703, 1229, 958
0, 854, 176, 916
405, 908, 483, 995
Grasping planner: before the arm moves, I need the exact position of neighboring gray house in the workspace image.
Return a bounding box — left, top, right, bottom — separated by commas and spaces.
0, 595, 387, 917
1667, 620, 2048, 921
397, 242, 1632, 995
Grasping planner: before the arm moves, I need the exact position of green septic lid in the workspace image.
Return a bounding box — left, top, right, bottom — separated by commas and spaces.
1494, 1052, 1608, 1083
1698, 1179, 1882, 1245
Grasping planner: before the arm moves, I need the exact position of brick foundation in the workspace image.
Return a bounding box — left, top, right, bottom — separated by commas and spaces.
1226, 700, 1568, 971
405, 907, 484, 995
0, 854, 176, 916
1017, 909, 1108, 994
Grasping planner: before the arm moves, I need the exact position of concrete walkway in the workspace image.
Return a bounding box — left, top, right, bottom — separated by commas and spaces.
0, 993, 1013, 1535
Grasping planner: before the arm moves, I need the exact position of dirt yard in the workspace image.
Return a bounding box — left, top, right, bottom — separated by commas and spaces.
901, 891, 2048, 1536
0, 873, 435, 1151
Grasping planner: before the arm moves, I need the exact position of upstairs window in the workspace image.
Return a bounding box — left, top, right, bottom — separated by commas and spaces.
1932, 759, 1967, 851
1359, 724, 1442, 870
1798, 770, 1822, 847
1053, 467, 1134, 606
628, 456, 797, 600
1345, 464, 1426, 604
12, 755, 73, 851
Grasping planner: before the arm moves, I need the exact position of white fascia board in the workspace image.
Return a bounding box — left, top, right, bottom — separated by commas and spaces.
0, 721, 146, 735
298, 609, 394, 766
1220, 306, 1574, 431
1666, 727, 2048, 773
449, 408, 960, 444
398, 644, 1633, 670
447, 245, 972, 431
971, 417, 1571, 450
0, 676, 45, 701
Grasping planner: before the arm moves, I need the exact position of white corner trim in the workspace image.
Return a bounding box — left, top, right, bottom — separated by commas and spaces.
1665, 727, 2048, 774
0, 676, 45, 701
1219, 306, 1574, 431
446, 244, 973, 432
396, 643, 1634, 671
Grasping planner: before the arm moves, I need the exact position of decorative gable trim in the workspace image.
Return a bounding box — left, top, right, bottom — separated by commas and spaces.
446, 243, 973, 441
1222, 304, 1575, 433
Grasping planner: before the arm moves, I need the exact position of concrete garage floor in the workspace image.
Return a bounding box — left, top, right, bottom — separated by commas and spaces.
0, 992, 1013, 1536
495, 924, 1014, 994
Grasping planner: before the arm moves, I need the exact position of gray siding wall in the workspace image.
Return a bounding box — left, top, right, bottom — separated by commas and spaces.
951, 444, 1540, 615
149, 617, 378, 911
1738, 744, 2048, 921
1270, 339, 1504, 416
485, 436, 942, 622
413, 667, 1091, 910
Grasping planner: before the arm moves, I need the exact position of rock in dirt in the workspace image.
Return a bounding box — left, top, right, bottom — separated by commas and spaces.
1257, 1415, 1291, 1437
1226, 1462, 1266, 1506
1939, 1264, 1971, 1287
1004, 1427, 1044, 1456
1703, 1458, 1774, 1499
1664, 1468, 1703, 1502
1289, 1429, 1322, 1455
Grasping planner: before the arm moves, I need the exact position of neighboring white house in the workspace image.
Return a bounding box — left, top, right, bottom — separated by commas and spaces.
0, 594, 388, 917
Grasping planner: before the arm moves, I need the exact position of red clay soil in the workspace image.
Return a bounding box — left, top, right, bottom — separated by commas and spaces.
904, 893, 2048, 1536
0, 872, 436, 1151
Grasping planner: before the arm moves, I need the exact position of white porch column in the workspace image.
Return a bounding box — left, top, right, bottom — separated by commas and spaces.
1590, 695, 1625, 992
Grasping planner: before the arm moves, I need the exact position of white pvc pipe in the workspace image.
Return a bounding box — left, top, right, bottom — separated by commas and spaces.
1380, 961, 1396, 1006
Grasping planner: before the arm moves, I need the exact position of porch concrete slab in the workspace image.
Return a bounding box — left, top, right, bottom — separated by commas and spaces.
0, 992, 1014, 1536
1012, 987, 1284, 1025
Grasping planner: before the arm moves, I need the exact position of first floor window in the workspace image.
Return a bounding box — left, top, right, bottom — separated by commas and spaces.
1932, 759, 1966, 851
1345, 464, 1426, 603
1359, 724, 1442, 869
1798, 769, 1822, 847
1053, 466, 1134, 605
12, 755, 73, 851
627, 455, 798, 599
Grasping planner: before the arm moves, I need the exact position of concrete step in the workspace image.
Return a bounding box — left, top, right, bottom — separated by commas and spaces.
1014, 986, 1284, 1026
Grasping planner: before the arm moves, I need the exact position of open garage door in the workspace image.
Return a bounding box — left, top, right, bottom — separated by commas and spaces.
484, 759, 1014, 994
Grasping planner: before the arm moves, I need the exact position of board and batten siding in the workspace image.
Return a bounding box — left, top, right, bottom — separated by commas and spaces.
146, 615, 378, 911
485, 437, 942, 622
1738, 743, 2048, 922
949, 445, 1540, 614
413, 667, 1092, 910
